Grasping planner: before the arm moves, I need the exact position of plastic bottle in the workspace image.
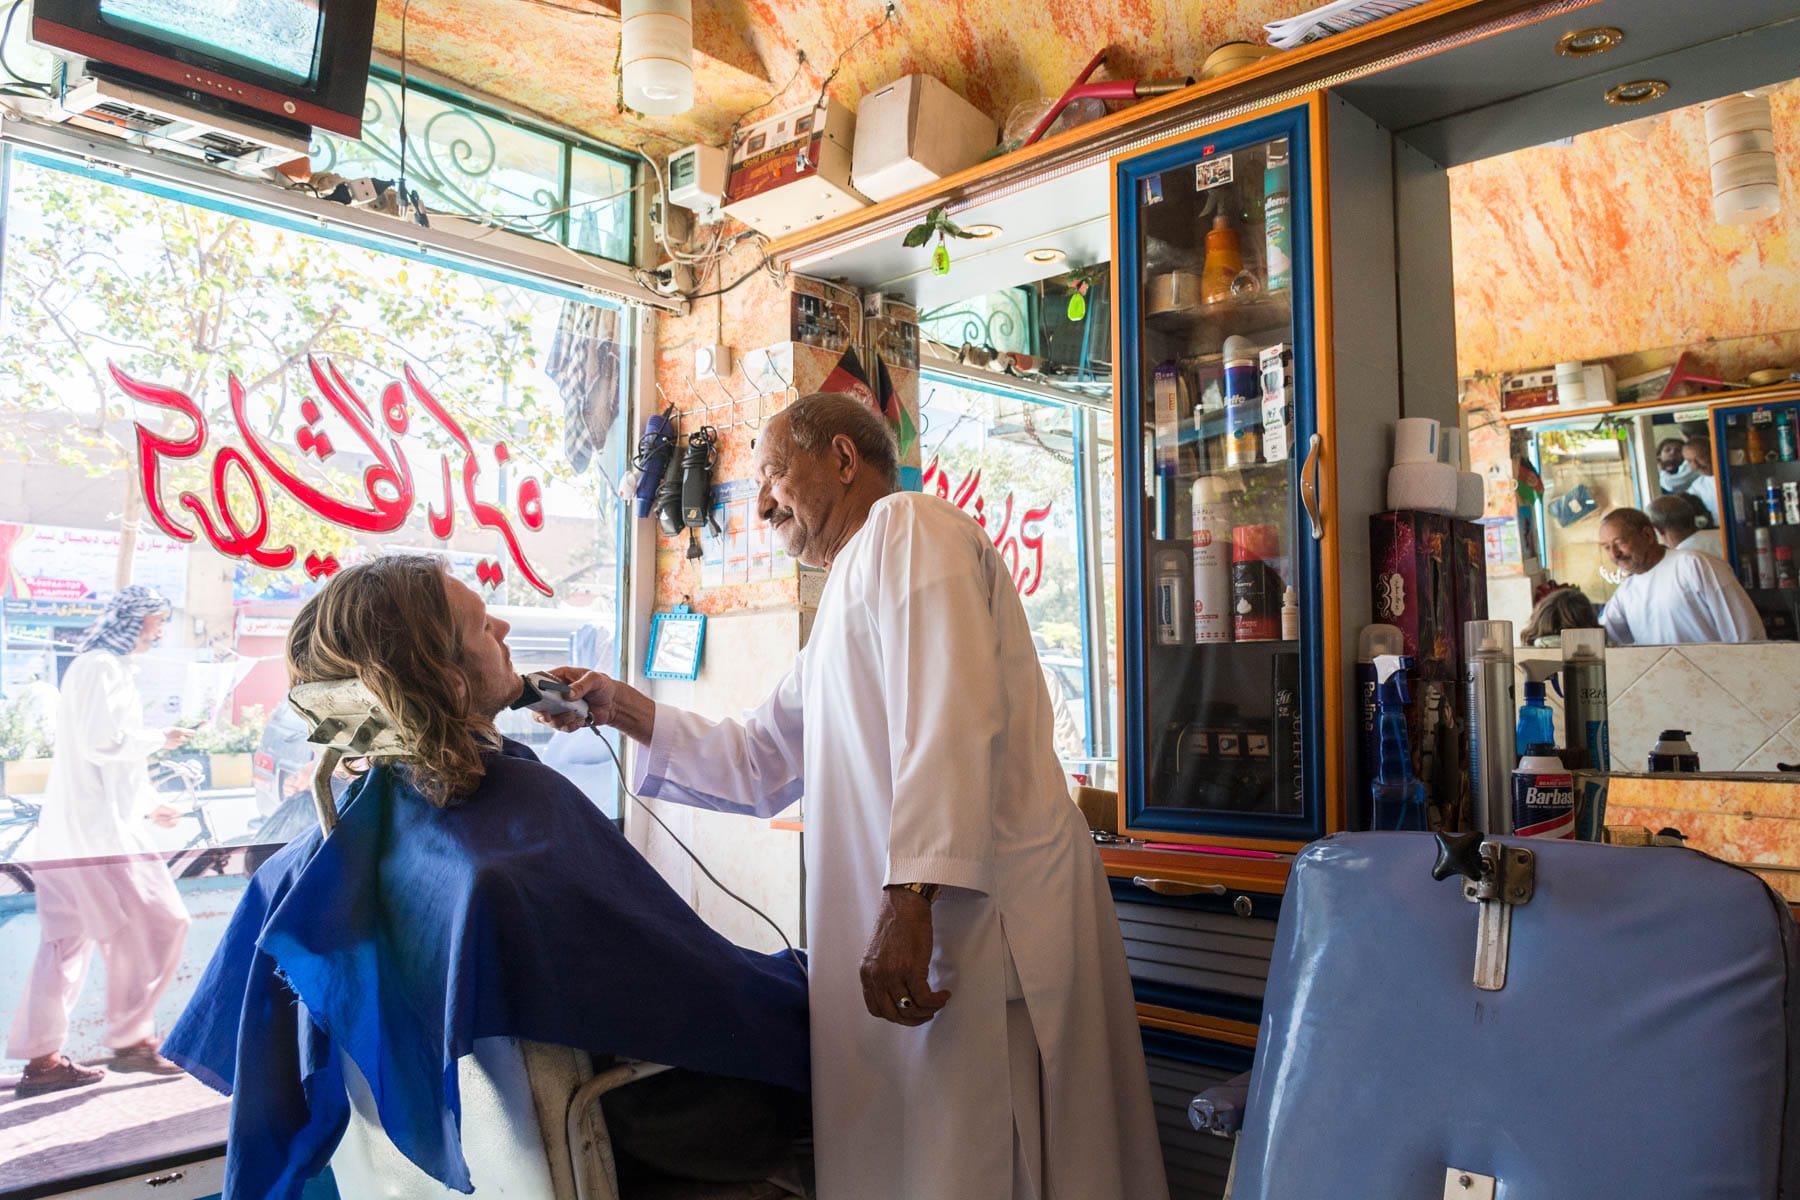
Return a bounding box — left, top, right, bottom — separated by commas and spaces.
1223, 336, 1261, 468
1152, 545, 1192, 645
1355, 624, 1405, 831
1747, 420, 1768, 465
1647, 729, 1700, 773
1263, 138, 1292, 294
1512, 743, 1576, 840
1200, 216, 1244, 305
1768, 478, 1785, 526
1561, 628, 1609, 771
1465, 619, 1516, 835
1279, 587, 1299, 641
1371, 654, 1429, 832
1515, 662, 1558, 759
1191, 478, 1233, 644
1779, 410, 1798, 462
1755, 527, 1775, 589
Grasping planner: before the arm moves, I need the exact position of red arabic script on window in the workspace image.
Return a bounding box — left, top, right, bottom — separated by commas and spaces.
113, 358, 553, 596
920, 456, 1053, 597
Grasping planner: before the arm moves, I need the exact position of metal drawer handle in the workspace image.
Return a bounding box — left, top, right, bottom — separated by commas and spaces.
1132, 876, 1227, 897
1300, 432, 1324, 542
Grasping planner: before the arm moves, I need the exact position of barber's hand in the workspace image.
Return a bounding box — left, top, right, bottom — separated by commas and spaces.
148, 804, 182, 829
535, 667, 618, 732
860, 887, 951, 1027
162, 727, 193, 750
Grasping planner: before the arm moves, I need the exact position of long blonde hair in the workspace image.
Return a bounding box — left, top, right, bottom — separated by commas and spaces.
287, 555, 497, 806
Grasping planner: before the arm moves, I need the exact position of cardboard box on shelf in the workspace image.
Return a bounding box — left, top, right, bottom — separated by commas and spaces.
851, 74, 998, 202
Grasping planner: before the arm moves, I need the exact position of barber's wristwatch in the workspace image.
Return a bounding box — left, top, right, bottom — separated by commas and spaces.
890, 881, 940, 904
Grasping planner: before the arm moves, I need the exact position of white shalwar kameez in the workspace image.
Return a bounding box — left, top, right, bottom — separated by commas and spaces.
7, 651, 190, 1060
636, 493, 1168, 1200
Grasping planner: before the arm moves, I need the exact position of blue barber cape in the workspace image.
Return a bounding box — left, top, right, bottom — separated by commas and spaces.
164, 740, 809, 1200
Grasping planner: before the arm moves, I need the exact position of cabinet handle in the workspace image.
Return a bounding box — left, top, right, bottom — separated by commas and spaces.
1300, 433, 1324, 542
1132, 876, 1227, 897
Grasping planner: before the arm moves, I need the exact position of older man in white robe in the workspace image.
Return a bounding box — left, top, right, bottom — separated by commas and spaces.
554, 393, 1167, 1200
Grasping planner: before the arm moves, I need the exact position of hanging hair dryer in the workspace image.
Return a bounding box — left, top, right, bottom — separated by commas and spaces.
680, 426, 721, 560
631, 404, 679, 519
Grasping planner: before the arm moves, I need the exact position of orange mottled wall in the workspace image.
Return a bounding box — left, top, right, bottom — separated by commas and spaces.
1450, 82, 1800, 377
651, 240, 798, 615
379, 0, 1315, 156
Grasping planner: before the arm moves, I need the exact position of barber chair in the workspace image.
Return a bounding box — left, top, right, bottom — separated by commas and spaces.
288, 682, 804, 1200
1188, 832, 1800, 1199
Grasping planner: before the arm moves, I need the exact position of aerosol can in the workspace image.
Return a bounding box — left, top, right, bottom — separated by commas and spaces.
1465, 620, 1516, 834
1561, 628, 1609, 771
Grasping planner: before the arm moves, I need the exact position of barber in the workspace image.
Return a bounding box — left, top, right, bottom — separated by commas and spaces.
1597, 507, 1763, 644
549, 393, 1168, 1200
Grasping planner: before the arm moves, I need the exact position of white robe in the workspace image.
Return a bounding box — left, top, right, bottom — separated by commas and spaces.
1600, 548, 1766, 645
8, 650, 190, 1058
636, 493, 1168, 1200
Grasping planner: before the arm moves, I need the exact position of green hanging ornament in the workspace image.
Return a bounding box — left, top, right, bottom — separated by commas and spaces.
1066, 280, 1089, 322
932, 243, 951, 275
903, 206, 979, 278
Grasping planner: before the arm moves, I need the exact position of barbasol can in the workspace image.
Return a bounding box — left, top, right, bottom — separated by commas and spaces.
1512, 743, 1575, 840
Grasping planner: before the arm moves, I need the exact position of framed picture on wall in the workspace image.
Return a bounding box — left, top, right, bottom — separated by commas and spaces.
645, 605, 707, 680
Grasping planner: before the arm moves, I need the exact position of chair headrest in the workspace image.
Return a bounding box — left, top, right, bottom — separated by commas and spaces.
287, 679, 412, 758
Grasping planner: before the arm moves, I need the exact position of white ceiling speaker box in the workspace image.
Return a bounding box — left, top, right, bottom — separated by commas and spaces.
852, 74, 998, 202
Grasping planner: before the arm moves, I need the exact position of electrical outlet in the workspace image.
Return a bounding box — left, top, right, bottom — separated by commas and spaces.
694, 344, 732, 381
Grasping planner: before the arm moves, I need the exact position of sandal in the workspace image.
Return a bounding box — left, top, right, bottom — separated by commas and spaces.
15, 1055, 105, 1097
110, 1040, 184, 1076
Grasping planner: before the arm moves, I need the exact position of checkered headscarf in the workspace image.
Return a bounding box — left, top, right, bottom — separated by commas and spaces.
74, 585, 171, 656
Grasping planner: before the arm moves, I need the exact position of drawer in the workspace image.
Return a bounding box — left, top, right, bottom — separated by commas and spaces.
1141, 1027, 1254, 1200
1110, 879, 1283, 1017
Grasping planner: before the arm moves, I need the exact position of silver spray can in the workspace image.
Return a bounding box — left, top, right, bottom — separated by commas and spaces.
1560, 627, 1609, 771
1465, 619, 1516, 834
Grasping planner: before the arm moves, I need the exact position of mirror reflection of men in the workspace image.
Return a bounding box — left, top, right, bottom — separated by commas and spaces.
1647, 494, 1724, 560
1597, 508, 1762, 645
550, 393, 1168, 1200
8, 586, 192, 1096
1657, 436, 1698, 495
1682, 440, 1720, 526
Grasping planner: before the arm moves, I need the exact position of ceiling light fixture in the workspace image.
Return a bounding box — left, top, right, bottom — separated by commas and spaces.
1604, 79, 1669, 107
1555, 27, 1623, 58
964, 224, 1004, 239
1024, 247, 1066, 264
1705, 94, 1781, 225
621, 0, 694, 116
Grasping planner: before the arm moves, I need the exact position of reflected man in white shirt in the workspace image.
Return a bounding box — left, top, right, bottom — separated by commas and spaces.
1597, 508, 1763, 645
1647, 494, 1725, 560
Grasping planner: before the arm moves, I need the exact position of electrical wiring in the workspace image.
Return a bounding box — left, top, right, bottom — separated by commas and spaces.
810, 2, 897, 114
1, 1, 52, 94
724, 49, 808, 149
592, 730, 805, 972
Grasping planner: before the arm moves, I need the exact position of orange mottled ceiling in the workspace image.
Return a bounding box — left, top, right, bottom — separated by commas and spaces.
377, 0, 1308, 156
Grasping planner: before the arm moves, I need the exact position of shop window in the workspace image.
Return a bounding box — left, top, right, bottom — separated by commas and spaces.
919, 374, 1116, 780
309, 70, 637, 265
0, 146, 629, 1192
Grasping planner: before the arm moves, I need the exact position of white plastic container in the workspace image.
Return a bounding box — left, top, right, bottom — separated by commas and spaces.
1192, 478, 1233, 644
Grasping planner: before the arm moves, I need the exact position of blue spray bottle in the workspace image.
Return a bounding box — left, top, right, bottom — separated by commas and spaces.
1372, 654, 1429, 832
1516, 660, 1560, 760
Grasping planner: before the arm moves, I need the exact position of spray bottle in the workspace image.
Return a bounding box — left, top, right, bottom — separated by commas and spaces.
1516, 660, 1559, 759
1561, 628, 1609, 771
1354, 624, 1404, 830
1372, 655, 1429, 832
1466, 619, 1516, 834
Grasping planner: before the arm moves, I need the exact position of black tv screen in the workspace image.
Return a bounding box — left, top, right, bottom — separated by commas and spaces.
33, 0, 377, 138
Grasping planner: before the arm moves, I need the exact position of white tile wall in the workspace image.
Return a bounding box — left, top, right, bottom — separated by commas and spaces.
1518, 642, 1800, 772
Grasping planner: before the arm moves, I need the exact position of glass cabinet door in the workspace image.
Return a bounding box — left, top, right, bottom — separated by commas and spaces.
1114, 101, 1327, 843
1712, 394, 1800, 640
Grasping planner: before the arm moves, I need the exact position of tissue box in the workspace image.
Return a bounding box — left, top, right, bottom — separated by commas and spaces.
724, 98, 869, 237
1370, 511, 1456, 681
851, 74, 997, 201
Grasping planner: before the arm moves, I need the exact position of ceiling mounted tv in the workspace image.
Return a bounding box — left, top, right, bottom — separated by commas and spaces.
32, 0, 378, 139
